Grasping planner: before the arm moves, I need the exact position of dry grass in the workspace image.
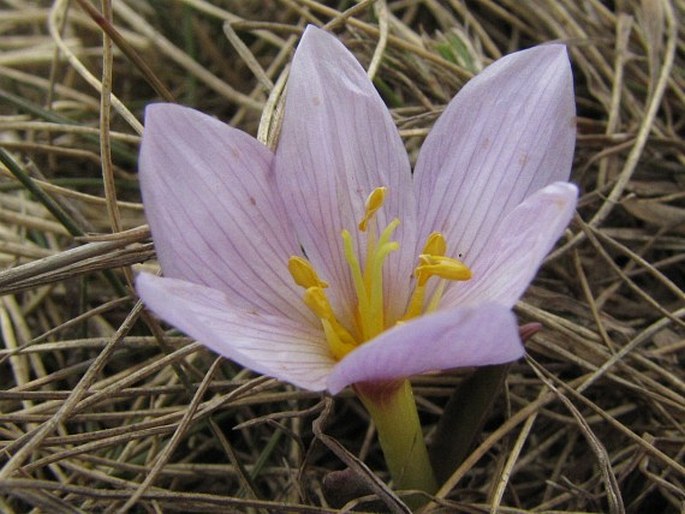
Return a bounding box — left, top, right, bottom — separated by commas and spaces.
0, 0, 683, 512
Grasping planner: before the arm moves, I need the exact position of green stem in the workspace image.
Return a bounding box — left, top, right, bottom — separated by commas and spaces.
355, 379, 437, 505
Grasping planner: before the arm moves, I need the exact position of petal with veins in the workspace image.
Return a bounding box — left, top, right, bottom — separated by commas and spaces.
139, 104, 308, 320
136, 273, 335, 391
137, 28, 578, 394
275, 26, 417, 327
328, 303, 523, 394
443, 182, 578, 309
414, 44, 575, 264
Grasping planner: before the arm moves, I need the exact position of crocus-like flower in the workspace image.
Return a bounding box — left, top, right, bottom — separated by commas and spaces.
136, 26, 577, 396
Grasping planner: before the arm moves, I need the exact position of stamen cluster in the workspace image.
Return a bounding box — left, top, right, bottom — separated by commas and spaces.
288, 187, 472, 361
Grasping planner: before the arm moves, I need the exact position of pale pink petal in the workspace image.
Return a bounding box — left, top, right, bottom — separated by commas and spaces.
136, 273, 335, 391
443, 182, 578, 309
327, 303, 522, 394
140, 103, 310, 321
275, 26, 417, 327
414, 44, 575, 262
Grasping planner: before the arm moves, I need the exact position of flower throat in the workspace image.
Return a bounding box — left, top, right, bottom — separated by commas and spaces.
288, 187, 472, 361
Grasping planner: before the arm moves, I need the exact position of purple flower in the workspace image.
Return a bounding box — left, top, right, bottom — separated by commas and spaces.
136, 26, 577, 394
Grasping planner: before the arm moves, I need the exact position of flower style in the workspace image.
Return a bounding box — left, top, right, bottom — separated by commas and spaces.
136, 26, 577, 396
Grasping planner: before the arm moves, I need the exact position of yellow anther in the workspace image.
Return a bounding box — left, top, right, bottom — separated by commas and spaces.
422, 232, 446, 257
358, 187, 387, 232
288, 256, 328, 289
404, 252, 471, 320
417, 255, 472, 283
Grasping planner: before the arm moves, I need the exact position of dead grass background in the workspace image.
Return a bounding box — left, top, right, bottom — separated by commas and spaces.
0, 0, 683, 512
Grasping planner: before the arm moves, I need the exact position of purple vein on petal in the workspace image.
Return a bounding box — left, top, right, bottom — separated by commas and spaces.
458, 56, 576, 268
327, 303, 523, 394
442, 182, 578, 309
414, 45, 575, 264
136, 274, 334, 390
140, 104, 312, 321
274, 26, 417, 327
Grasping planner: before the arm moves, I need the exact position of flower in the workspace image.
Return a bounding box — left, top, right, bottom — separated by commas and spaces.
136, 26, 577, 394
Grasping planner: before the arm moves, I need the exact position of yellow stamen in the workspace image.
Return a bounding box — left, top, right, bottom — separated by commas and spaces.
416, 255, 472, 282
287, 187, 473, 362
288, 255, 328, 289
402, 232, 471, 320
358, 187, 387, 232
303, 287, 357, 359
302, 286, 334, 319
422, 232, 446, 257
288, 256, 328, 289
425, 280, 447, 313
402, 287, 426, 321
321, 319, 357, 360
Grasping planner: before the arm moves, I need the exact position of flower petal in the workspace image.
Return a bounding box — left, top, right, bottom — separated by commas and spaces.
414, 44, 575, 262
140, 103, 309, 320
136, 273, 335, 391
274, 26, 417, 326
443, 182, 578, 309
327, 303, 522, 394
